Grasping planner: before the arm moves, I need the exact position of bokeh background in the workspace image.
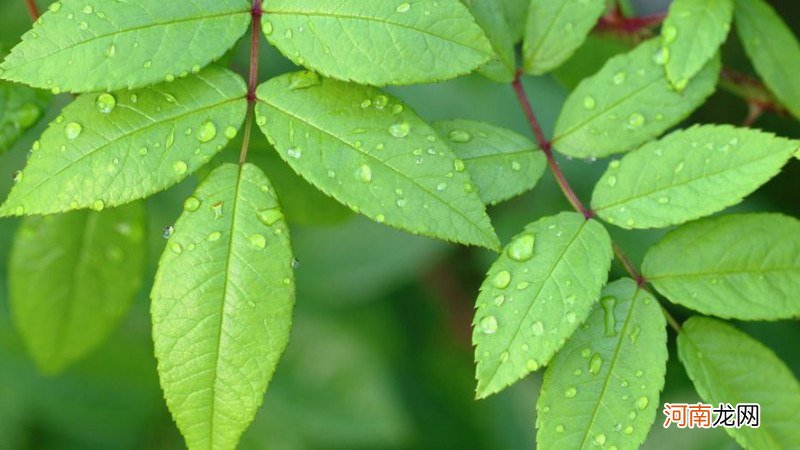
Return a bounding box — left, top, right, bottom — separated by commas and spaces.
0, 0, 798, 449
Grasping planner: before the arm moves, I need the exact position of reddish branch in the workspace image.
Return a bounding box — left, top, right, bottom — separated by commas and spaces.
238, 0, 262, 165
596, 5, 666, 35
511, 70, 682, 332
24, 0, 40, 21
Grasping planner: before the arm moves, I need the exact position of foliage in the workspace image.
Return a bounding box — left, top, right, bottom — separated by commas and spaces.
0, 0, 799, 449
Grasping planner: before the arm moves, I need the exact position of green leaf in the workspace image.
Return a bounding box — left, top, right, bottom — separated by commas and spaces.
432, 119, 546, 205
522, 0, 607, 75
464, 0, 516, 83
501, 0, 530, 43
643, 213, 800, 320
255, 72, 499, 251
661, 0, 733, 91
553, 39, 720, 159
678, 317, 800, 449
734, 0, 800, 121
473, 212, 613, 398
0, 81, 49, 155
9, 202, 146, 373
0, 66, 247, 217
260, 0, 493, 86
537, 278, 667, 450
552, 34, 636, 91
591, 125, 797, 229
151, 163, 294, 450
0, 0, 250, 93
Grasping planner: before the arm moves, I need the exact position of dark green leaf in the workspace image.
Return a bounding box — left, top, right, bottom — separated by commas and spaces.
0, 81, 49, 155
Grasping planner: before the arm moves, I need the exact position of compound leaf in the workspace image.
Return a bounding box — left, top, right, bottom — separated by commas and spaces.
255, 72, 499, 251
734, 0, 800, 121
473, 212, 613, 398
152, 163, 294, 450
9, 202, 146, 373
553, 39, 720, 159
260, 0, 493, 86
592, 125, 797, 229
678, 317, 800, 449
0, 81, 50, 155
0, 66, 247, 217
464, 0, 516, 83
522, 0, 607, 75
0, 0, 250, 93
643, 213, 800, 320
433, 119, 546, 205
537, 278, 667, 450
662, 0, 733, 91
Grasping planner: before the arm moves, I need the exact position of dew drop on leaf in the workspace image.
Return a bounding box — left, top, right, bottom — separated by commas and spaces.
258, 208, 284, 226
589, 353, 603, 375
389, 121, 411, 138
479, 315, 498, 335
90, 200, 105, 211
448, 129, 472, 143
564, 387, 577, 398
162, 226, 174, 239
95, 93, 116, 114
507, 234, 535, 262
601, 295, 617, 336
396, 2, 411, 13
358, 164, 372, 182
65, 122, 82, 139
172, 160, 188, 175
183, 197, 201, 212
249, 234, 267, 249
197, 121, 217, 143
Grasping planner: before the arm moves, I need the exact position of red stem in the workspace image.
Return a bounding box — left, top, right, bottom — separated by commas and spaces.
24, 0, 40, 21
239, 0, 262, 165
512, 70, 594, 220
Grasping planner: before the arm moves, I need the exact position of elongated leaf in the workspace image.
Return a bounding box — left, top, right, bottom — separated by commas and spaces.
152, 163, 294, 450
432, 119, 545, 205
553, 39, 720, 158
464, 0, 516, 83
522, 0, 606, 75
678, 317, 800, 449
0, 81, 49, 155
537, 278, 667, 450
0, 66, 247, 217
473, 212, 613, 398
0, 0, 250, 93
260, 0, 493, 86
643, 213, 800, 320
9, 202, 146, 373
662, 0, 733, 91
735, 0, 800, 121
255, 72, 499, 250
502, 0, 529, 43
591, 125, 797, 229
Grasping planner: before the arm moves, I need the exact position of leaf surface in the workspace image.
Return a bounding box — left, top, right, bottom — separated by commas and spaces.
473, 212, 613, 398
553, 39, 720, 158
260, 0, 493, 86
643, 213, 800, 320
151, 163, 294, 450
464, 0, 516, 83
591, 125, 797, 229
255, 72, 499, 250
9, 202, 146, 373
0, 81, 49, 154
432, 119, 545, 205
0, 0, 250, 93
537, 279, 667, 450
522, 0, 606, 75
661, 0, 733, 90
678, 317, 800, 449
0, 66, 247, 217
734, 0, 800, 121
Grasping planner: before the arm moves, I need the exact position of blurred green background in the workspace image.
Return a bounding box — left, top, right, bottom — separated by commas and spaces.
0, 0, 798, 449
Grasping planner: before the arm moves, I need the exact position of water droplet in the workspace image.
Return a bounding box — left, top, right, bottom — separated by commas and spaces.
516, 281, 529, 290
663, 26, 678, 43
531, 321, 544, 336
105, 43, 116, 57
555, 424, 565, 434
453, 159, 466, 172
211, 201, 224, 219
627, 113, 646, 129
589, 353, 603, 375
607, 175, 617, 187
674, 162, 684, 174
173, 160, 188, 175
12, 171, 23, 183
287, 147, 302, 159
526, 359, 539, 371
396, 2, 411, 13
511, 161, 522, 171
48, 2, 61, 12
583, 96, 596, 110
65, 122, 82, 139
392, 104, 404, 114
138, 147, 148, 156
183, 197, 201, 211
479, 316, 498, 335
629, 325, 641, 342
493, 295, 505, 306
374, 95, 389, 109
594, 434, 607, 446
358, 164, 373, 182
389, 121, 411, 138
197, 121, 217, 143
507, 234, 535, 262
636, 396, 649, 410
601, 295, 617, 336
249, 234, 267, 249
493, 270, 511, 289
613, 71, 627, 85
653, 47, 670, 65
162, 226, 175, 239
564, 387, 577, 398
258, 208, 283, 226
90, 199, 105, 211
499, 351, 509, 363
224, 126, 237, 139
624, 426, 634, 435
448, 129, 472, 143
95, 93, 116, 114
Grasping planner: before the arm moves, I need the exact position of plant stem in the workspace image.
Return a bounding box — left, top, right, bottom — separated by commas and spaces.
512, 71, 593, 220
24, 0, 40, 21
510, 71, 682, 333
239, 0, 262, 166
